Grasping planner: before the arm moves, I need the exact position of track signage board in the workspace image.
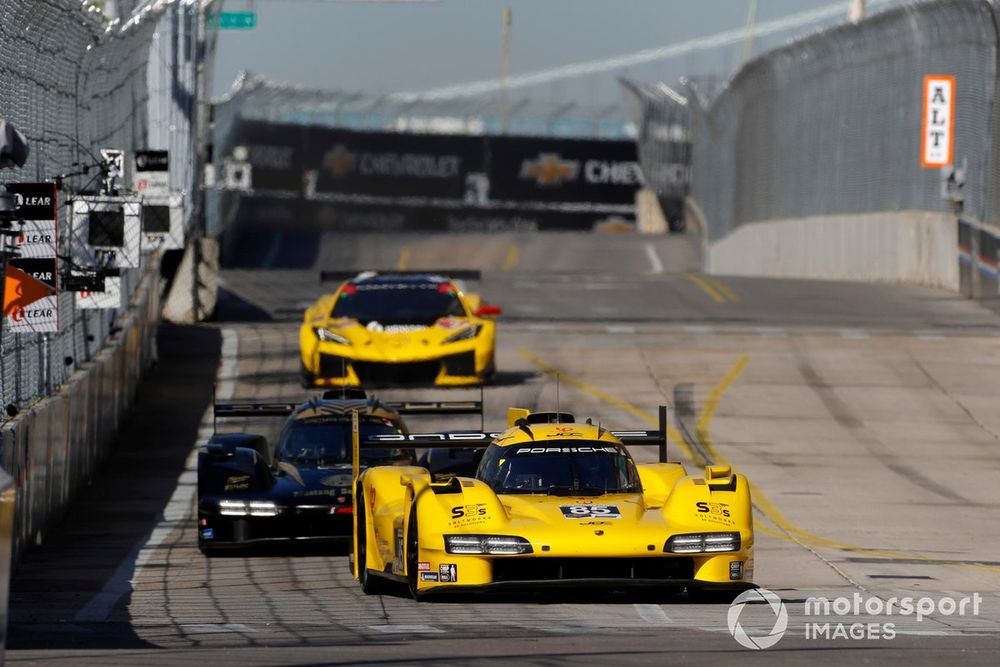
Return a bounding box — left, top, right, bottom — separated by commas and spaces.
921, 75, 955, 168
5, 182, 59, 333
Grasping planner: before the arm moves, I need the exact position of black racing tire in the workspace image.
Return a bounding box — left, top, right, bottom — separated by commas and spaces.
357, 488, 390, 596
299, 361, 317, 389
406, 508, 423, 601
687, 587, 742, 604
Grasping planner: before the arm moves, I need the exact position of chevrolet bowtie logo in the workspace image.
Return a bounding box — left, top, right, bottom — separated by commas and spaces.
324, 144, 357, 177
520, 153, 579, 186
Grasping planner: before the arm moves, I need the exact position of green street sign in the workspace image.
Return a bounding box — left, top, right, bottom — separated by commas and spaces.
210, 11, 257, 30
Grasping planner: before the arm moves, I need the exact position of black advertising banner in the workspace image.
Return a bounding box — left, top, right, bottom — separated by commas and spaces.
6, 182, 57, 220
228, 195, 634, 234
6, 182, 59, 332
231, 120, 305, 192
305, 127, 484, 199
488, 136, 643, 204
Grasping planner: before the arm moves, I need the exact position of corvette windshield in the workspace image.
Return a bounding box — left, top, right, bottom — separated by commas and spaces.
331, 283, 467, 326
278, 418, 409, 466
476, 441, 641, 495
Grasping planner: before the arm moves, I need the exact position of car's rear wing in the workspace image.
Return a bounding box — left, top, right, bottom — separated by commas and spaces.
319, 269, 482, 283
349, 405, 670, 483
213, 397, 484, 433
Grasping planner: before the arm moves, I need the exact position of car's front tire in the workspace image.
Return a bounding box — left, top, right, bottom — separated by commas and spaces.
406, 508, 424, 601
299, 361, 316, 388
357, 489, 391, 596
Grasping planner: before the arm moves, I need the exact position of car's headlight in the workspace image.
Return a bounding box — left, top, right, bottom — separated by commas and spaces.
442, 324, 481, 345
444, 534, 532, 555
664, 532, 740, 554
218, 499, 280, 517
315, 327, 351, 345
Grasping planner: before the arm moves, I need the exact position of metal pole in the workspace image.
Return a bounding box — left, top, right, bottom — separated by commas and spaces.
848, 0, 865, 23
190, 0, 221, 321
500, 7, 512, 134
743, 0, 758, 64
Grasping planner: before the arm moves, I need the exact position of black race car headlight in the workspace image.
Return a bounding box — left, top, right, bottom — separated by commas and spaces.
442, 325, 481, 345
218, 499, 280, 517
315, 327, 351, 345
444, 534, 532, 555
664, 532, 740, 554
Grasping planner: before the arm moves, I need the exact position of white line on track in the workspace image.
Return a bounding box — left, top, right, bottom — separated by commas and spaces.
182, 623, 257, 634
634, 603, 672, 624
839, 328, 870, 339
644, 243, 664, 274
74, 328, 239, 623
368, 625, 445, 634
607, 325, 636, 334
756, 326, 787, 338
683, 325, 714, 336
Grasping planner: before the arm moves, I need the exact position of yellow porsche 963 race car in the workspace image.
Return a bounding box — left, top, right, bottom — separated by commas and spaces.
349, 407, 755, 601
300, 271, 501, 387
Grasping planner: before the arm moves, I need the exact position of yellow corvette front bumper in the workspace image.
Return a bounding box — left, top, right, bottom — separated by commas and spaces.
301, 338, 495, 387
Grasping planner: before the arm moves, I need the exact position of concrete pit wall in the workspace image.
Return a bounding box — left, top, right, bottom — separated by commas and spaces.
0, 254, 162, 566
707, 211, 959, 291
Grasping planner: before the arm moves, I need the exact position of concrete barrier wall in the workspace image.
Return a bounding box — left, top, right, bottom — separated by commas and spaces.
0, 254, 161, 565
707, 211, 959, 291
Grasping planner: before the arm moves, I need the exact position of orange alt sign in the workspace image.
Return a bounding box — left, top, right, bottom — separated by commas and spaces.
921, 75, 955, 168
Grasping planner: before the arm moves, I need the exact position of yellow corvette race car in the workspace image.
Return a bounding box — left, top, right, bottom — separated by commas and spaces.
300, 271, 501, 388
349, 406, 755, 600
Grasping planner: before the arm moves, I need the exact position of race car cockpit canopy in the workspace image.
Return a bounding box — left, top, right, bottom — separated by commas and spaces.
475, 440, 642, 496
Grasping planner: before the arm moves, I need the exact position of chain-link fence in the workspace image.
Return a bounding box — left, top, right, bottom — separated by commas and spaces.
0, 0, 201, 411
633, 0, 998, 245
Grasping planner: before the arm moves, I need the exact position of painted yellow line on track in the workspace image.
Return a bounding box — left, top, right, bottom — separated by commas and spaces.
686, 274, 726, 304
503, 244, 519, 272
396, 246, 411, 271
518, 350, 695, 463
694, 355, 1000, 573
707, 276, 741, 303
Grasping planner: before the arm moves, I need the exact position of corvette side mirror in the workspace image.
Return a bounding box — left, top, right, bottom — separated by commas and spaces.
475, 304, 502, 317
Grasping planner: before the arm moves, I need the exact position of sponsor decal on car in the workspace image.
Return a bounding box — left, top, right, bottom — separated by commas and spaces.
418, 562, 431, 572
696, 501, 735, 526
420, 572, 440, 582
439, 564, 458, 583
320, 474, 353, 488
560, 505, 622, 519
730, 561, 744, 581
515, 446, 619, 454
224, 474, 251, 492
450, 503, 489, 527
202, 528, 214, 540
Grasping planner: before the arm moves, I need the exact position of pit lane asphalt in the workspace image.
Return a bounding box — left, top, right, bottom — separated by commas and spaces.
7, 232, 1000, 665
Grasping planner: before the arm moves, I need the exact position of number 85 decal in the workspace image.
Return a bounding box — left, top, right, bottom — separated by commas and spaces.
560, 505, 622, 519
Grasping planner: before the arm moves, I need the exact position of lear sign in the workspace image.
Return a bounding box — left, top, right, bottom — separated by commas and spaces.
921, 75, 954, 168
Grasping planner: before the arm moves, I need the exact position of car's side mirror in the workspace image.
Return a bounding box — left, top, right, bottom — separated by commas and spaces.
475, 304, 502, 317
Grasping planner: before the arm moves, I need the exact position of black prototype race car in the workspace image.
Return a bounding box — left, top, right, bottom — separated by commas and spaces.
197, 389, 481, 553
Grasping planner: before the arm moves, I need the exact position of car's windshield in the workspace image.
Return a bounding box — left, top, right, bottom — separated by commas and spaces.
331, 282, 467, 326
278, 418, 409, 466
476, 441, 641, 495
